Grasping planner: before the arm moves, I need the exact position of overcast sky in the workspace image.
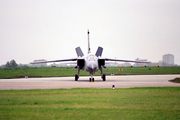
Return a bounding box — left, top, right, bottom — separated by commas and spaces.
0, 0, 180, 65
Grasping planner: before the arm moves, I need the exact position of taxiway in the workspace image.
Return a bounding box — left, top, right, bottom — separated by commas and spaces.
0, 75, 180, 90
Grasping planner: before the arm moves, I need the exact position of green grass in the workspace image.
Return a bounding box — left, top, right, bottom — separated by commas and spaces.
0, 67, 84, 79
103, 66, 180, 75
0, 67, 180, 79
0, 87, 180, 120
172, 78, 180, 83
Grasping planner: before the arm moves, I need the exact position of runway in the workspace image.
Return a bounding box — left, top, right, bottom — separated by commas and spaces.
0, 75, 180, 90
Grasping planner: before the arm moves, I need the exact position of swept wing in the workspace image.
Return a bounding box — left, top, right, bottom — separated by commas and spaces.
30, 58, 77, 64
105, 58, 149, 63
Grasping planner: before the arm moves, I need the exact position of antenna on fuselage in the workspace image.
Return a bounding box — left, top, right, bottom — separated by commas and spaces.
87, 29, 91, 54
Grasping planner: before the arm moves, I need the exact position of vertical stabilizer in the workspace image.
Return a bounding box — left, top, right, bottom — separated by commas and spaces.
87, 29, 91, 54
95, 47, 103, 57
75, 47, 84, 57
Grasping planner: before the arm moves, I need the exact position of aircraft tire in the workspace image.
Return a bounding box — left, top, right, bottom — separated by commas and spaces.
89, 78, 91, 82
75, 74, 78, 81
103, 74, 106, 81
92, 78, 94, 82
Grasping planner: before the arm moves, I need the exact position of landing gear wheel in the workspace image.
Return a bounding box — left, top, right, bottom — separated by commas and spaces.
89, 78, 94, 82
102, 74, 106, 81
75, 74, 78, 81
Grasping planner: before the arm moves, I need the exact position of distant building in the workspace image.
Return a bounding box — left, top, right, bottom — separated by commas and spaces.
33, 59, 47, 67
134, 58, 148, 67
163, 54, 174, 66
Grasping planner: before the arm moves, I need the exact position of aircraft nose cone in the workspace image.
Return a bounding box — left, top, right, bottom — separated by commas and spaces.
91, 63, 95, 69
90, 62, 97, 69
87, 62, 97, 73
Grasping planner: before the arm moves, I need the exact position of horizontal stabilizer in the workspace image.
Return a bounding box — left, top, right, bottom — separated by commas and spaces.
95, 47, 103, 57
75, 47, 84, 57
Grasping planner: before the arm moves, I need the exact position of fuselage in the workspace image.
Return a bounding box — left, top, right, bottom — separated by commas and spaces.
83, 53, 99, 74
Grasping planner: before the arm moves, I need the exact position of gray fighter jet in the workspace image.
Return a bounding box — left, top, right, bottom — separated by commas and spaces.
31, 30, 148, 82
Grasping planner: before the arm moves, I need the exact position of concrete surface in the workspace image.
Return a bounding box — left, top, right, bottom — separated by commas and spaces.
0, 75, 180, 90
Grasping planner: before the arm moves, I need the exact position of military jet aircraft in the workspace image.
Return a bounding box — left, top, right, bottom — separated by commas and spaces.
31, 30, 149, 82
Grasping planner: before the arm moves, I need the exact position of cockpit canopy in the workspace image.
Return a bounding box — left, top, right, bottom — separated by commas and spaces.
87, 54, 96, 61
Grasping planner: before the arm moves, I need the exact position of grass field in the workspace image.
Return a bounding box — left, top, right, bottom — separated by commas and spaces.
172, 78, 180, 83
0, 66, 180, 79
0, 87, 180, 120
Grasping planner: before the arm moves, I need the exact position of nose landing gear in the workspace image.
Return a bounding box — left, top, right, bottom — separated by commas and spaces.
89, 74, 95, 82
89, 78, 94, 82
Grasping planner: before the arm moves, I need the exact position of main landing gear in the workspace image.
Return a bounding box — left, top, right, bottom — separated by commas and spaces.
75, 67, 80, 81
102, 74, 106, 81
75, 74, 79, 81
100, 66, 106, 81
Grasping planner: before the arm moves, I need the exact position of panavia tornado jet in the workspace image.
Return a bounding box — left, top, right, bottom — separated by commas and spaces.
31, 30, 149, 82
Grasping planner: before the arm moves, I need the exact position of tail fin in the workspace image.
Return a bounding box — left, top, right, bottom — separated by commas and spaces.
75, 47, 84, 57
87, 29, 91, 54
95, 46, 103, 57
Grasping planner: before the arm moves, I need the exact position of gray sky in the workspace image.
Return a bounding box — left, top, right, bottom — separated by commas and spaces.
1, 0, 180, 65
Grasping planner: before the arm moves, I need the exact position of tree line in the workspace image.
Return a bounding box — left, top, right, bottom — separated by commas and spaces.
5, 60, 18, 68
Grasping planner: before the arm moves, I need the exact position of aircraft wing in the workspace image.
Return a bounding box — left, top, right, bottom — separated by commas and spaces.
105, 58, 149, 63
30, 58, 77, 64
